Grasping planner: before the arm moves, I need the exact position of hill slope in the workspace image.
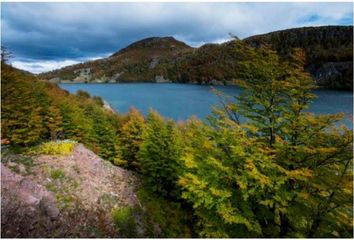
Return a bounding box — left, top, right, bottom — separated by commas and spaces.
40, 36, 193, 83
39, 26, 353, 90
244, 26, 353, 90
1, 64, 193, 238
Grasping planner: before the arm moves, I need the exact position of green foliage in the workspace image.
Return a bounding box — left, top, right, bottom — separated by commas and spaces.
2, 43, 352, 238
137, 188, 192, 237
118, 108, 145, 169
138, 110, 183, 199
92, 96, 104, 106
50, 169, 66, 180
83, 104, 122, 163
27, 140, 76, 155
179, 118, 287, 237
76, 89, 91, 99
45, 104, 63, 140
1, 65, 48, 145
244, 26, 353, 90
178, 43, 353, 237
1, 64, 123, 163
111, 206, 137, 237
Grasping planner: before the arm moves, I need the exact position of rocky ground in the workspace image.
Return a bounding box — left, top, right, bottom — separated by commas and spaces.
1, 144, 142, 237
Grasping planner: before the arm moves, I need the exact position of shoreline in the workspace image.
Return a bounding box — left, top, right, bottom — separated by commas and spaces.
57, 82, 352, 92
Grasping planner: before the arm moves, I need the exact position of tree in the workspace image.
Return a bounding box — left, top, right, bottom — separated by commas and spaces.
83, 104, 122, 164
59, 99, 92, 144
179, 42, 353, 237
138, 110, 183, 199
232, 42, 294, 146
1, 64, 47, 145
45, 104, 63, 140
118, 108, 145, 169
1, 46, 13, 63
179, 117, 290, 237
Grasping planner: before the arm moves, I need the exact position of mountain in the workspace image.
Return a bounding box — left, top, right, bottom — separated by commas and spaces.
111, 36, 192, 56
40, 36, 193, 83
244, 26, 353, 90
39, 26, 353, 90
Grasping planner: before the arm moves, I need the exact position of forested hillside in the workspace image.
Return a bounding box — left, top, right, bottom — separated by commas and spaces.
2, 40, 353, 237
244, 26, 353, 90
39, 26, 353, 90
40, 37, 193, 83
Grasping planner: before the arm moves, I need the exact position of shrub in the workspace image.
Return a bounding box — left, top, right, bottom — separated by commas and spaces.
137, 188, 192, 238
28, 140, 76, 155
111, 206, 137, 237
76, 89, 91, 99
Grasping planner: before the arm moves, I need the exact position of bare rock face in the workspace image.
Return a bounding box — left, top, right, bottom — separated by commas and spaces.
149, 58, 159, 69
1, 144, 140, 237
155, 75, 171, 83
308, 61, 353, 89
1, 163, 60, 237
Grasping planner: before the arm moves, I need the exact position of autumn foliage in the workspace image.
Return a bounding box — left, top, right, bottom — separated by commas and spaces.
1, 41, 352, 237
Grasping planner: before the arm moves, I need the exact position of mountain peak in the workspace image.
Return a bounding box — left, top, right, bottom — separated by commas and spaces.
112, 36, 192, 56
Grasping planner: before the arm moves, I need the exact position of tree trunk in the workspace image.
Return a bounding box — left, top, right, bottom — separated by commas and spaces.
308, 217, 321, 238
279, 212, 289, 237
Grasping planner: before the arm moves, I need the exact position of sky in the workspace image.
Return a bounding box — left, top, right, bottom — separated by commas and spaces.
1, 2, 353, 74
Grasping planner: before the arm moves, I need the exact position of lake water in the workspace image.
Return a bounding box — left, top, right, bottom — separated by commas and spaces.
60, 83, 353, 128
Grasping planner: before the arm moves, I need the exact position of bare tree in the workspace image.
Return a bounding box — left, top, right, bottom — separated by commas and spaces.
1, 46, 13, 63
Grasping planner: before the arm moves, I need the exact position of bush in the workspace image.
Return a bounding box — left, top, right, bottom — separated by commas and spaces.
76, 89, 91, 99
28, 140, 76, 155
111, 206, 137, 237
137, 188, 192, 238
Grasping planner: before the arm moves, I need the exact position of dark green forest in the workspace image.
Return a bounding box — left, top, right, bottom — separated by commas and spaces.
1, 40, 353, 237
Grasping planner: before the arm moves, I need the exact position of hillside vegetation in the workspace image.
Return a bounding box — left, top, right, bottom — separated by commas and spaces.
40, 37, 192, 83
40, 26, 353, 90
244, 26, 353, 90
2, 40, 353, 237
1, 63, 193, 237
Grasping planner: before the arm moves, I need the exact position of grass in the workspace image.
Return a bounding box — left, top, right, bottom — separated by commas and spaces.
1, 147, 35, 174
50, 169, 66, 180
111, 206, 137, 237
46, 168, 79, 210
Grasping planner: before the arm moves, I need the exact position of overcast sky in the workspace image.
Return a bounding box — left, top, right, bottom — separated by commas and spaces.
2, 2, 353, 73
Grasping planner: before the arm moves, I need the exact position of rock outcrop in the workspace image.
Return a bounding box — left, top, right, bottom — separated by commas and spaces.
1, 163, 60, 237
1, 144, 139, 237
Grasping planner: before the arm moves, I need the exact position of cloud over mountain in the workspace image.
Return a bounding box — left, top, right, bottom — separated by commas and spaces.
2, 2, 352, 73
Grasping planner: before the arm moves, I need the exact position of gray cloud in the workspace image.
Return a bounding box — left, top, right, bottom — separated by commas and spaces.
1, 2, 352, 73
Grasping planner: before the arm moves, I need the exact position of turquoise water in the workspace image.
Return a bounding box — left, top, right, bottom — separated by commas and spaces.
60, 83, 353, 128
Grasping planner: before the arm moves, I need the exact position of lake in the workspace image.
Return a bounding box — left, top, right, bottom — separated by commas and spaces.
60, 83, 353, 128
